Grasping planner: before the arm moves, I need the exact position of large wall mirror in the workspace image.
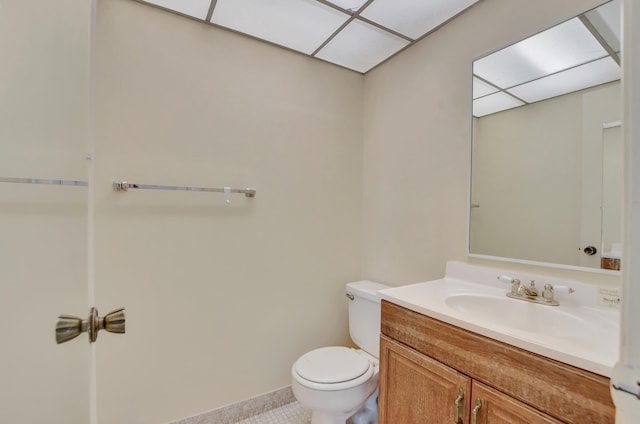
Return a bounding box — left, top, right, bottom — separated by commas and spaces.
469, 0, 622, 272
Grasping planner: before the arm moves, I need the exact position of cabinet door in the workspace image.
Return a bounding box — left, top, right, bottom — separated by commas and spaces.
470, 381, 563, 424
379, 335, 472, 424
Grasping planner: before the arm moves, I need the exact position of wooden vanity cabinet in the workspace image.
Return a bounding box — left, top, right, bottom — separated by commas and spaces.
378, 301, 615, 424
379, 336, 561, 424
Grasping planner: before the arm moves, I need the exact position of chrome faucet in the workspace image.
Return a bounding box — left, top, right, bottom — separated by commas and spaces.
497, 275, 574, 306
517, 280, 539, 297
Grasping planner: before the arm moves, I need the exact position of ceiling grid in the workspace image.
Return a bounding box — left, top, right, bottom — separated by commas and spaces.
134, 0, 479, 73
131, 0, 620, 115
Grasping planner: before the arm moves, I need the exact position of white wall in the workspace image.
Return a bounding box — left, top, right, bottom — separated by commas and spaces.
362, 0, 620, 288
613, 0, 640, 420
93, 1, 363, 422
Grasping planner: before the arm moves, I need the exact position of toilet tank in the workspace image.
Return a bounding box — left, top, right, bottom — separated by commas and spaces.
346, 280, 390, 358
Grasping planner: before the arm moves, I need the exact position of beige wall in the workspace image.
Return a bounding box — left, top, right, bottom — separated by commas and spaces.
362, 0, 620, 287
94, 0, 363, 422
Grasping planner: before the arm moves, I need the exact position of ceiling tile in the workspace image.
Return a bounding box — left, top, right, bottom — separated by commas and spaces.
324, 0, 369, 12
473, 77, 499, 100
360, 0, 478, 40
141, 0, 211, 19
315, 19, 409, 73
473, 92, 524, 117
584, 0, 621, 53
507, 56, 620, 103
474, 17, 607, 88
211, 0, 350, 55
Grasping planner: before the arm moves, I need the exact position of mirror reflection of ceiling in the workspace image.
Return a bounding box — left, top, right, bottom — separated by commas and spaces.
135, 0, 478, 73
473, 0, 621, 118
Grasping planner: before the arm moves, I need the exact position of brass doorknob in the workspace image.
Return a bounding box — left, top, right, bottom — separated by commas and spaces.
55, 307, 125, 344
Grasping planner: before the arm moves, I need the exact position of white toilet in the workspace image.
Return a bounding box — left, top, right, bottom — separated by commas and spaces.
291, 280, 389, 424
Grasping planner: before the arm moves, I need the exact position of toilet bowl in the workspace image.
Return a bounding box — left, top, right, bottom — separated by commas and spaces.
291, 280, 389, 424
292, 347, 379, 424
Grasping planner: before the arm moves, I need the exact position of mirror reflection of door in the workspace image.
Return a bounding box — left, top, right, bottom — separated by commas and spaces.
601, 123, 623, 270
578, 85, 622, 270
0, 1, 91, 422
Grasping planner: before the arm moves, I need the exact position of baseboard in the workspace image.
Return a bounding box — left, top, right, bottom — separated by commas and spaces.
169, 385, 296, 424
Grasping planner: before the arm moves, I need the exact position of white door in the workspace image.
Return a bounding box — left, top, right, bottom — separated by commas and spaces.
601, 124, 623, 262
580, 82, 623, 269
0, 0, 92, 422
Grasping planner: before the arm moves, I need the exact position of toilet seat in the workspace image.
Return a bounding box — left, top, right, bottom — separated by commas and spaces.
292, 347, 376, 391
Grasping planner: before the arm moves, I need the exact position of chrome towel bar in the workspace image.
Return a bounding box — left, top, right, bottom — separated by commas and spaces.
113, 181, 256, 198
0, 177, 256, 198
0, 176, 88, 187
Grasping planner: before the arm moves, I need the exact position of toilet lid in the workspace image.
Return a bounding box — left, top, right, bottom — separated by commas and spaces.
294, 347, 371, 384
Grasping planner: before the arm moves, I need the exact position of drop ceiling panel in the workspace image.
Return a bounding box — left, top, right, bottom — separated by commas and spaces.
315, 19, 409, 73
473, 18, 607, 88
473, 77, 499, 99
360, 0, 478, 40
507, 56, 621, 103
473, 92, 524, 117
324, 0, 369, 12
211, 0, 350, 55
141, 0, 211, 19
585, 0, 621, 53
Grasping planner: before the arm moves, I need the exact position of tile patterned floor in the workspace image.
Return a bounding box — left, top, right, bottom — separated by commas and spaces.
235, 401, 311, 424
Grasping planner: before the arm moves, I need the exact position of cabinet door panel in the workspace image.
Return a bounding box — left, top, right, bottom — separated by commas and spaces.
471, 381, 563, 424
379, 335, 471, 424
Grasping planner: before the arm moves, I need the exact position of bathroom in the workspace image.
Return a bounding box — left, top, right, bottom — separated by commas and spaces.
1, 0, 638, 422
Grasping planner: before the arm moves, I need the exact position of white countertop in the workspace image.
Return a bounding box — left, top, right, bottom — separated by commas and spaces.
379, 262, 620, 377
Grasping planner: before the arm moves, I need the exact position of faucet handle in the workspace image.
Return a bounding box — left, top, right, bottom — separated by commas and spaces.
552, 285, 575, 294
497, 275, 515, 284
497, 275, 520, 294
542, 284, 554, 302
542, 283, 575, 304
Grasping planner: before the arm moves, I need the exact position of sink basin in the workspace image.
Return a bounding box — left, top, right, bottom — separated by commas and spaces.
444, 294, 587, 339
